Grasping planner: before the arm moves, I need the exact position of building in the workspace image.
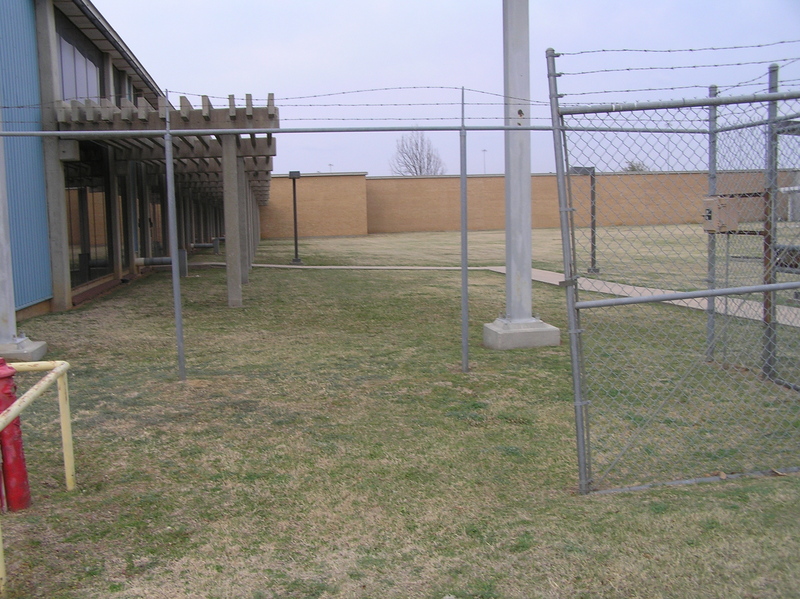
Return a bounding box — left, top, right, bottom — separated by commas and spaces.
0, 0, 279, 360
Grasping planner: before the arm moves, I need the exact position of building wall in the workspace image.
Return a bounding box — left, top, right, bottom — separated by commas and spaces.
1, 0, 53, 310
261, 173, 369, 239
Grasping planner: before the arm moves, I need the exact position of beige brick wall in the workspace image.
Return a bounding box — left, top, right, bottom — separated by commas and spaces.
260, 173, 369, 239
568, 172, 708, 227
365, 173, 711, 233
260, 171, 790, 239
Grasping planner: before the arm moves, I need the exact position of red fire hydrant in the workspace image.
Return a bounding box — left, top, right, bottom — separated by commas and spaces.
0, 359, 31, 511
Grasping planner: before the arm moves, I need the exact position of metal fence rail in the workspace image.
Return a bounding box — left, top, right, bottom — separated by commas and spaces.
549, 49, 800, 493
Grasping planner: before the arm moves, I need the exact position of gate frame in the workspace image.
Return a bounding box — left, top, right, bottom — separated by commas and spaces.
546, 48, 800, 493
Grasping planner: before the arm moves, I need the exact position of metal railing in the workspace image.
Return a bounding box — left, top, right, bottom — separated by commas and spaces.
0, 361, 74, 596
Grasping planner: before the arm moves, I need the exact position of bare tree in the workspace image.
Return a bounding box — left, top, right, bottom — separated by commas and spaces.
622, 159, 649, 172
389, 132, 446, 176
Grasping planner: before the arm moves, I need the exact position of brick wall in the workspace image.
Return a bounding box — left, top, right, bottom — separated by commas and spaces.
260, 171, 739, 238
261, 173, 369, 239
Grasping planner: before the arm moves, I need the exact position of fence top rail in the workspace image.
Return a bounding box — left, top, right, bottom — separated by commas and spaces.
559, 90, 800, 116
574, 281, 800, 311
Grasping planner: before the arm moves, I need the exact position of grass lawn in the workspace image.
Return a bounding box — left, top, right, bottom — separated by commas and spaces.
6, 232, 800, 598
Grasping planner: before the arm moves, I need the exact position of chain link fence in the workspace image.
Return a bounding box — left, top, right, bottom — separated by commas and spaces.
549, 55, 800, 492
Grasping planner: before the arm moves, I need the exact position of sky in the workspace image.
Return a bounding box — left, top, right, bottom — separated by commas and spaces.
89, 0, 800, 176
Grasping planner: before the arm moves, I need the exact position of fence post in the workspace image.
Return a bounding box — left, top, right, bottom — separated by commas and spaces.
459, 87, 469, 373
762, 65, 780, 379
706, 85, 718, 361
547, 48, 591, 494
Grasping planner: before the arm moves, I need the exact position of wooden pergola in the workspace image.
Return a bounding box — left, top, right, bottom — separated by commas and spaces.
54, 93, 279, 307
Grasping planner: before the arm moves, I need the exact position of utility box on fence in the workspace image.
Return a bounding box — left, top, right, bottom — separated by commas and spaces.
702, 196, 739, 233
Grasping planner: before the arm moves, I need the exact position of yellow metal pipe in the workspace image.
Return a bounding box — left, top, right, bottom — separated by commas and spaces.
6, 361, 62, 373
5, 361, 73, 490
0, 361, 74, 596
57, 373, 75, 491
0, 362, 70, 431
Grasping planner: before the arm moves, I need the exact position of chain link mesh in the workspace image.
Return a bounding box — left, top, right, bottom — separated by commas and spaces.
563, 99, 800, 491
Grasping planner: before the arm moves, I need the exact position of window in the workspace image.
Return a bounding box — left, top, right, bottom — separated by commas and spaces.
64, 143, 113, 287
113, 67, 135, 107
56, 10, 103, 102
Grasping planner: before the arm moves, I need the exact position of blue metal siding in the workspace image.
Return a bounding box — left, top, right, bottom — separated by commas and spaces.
0, 0, 53, 310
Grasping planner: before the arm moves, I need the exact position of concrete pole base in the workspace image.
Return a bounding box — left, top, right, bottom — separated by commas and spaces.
483, 318, 560, 350
0, 337, 48, 362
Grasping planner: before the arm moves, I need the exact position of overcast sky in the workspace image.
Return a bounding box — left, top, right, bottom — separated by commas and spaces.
90, 0, 800, 176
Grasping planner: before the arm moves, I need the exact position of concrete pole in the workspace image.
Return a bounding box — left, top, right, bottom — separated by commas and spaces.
503, 0, 532, 322
0, 122, 17, 344
142, 173, 153, 258
238, 156, 249, 284
126, 163, 138, 275
109, 152, 123, 279
483, 0, 559, 349
35, 0, 71, 312
251, 184, 259, 259
0, 113, 46, 360
222, 135, 243, 307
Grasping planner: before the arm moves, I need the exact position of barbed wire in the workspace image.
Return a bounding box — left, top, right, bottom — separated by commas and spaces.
560, 40, 800, 56
4, 51, 800, 122
718, 58, 800, 93
279, 101, 512, 108
169, 87, 551, 107
276, 86, 464, 101
719, 72, 770, 93
0, 86, 551, 118
560, 76, 800, 100
561, 57, 800, 77
560, 83, 710, 98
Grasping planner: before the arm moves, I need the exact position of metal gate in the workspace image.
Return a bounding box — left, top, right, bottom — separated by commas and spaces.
547, 51, 800, 492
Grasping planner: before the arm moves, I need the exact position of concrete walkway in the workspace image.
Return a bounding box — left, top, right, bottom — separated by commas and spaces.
191, 261, 800, 327
490, 265, 800, 328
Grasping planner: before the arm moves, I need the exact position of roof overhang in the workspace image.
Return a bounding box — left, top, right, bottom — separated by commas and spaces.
53, 0, 163, 106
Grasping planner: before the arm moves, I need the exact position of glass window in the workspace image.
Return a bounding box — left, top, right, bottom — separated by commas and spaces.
59, 37, 76, 100
73, 48, 89, 99
64, 143, 113, 288
55, 9, 102, 102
